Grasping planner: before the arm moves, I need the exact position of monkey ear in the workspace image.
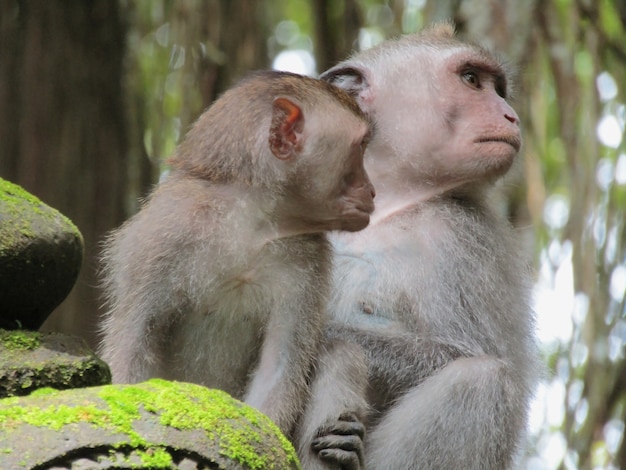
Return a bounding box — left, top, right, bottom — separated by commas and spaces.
269, 97, 304, 160
320, 66, 369, 101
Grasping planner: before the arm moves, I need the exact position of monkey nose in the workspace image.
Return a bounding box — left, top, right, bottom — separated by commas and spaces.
504, 113, 518, 125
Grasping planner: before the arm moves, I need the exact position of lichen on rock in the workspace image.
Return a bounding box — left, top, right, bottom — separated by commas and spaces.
0, 330, 111, 397
0, 177, 84, 330
0, 379, 301, 469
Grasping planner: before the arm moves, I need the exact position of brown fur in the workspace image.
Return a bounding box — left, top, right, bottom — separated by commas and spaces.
99, 70, 375, 438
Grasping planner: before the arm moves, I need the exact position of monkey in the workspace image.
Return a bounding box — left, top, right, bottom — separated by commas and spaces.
294, 23, 540, 469
98, 70, 375, 438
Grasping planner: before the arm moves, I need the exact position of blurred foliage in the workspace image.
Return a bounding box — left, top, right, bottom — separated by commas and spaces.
122, 0, 431, 176
520, 1, 626, 469
118, 0, 626, 468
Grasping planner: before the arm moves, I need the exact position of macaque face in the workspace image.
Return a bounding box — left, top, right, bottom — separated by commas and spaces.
316, 113, 375, 232
271, 97, 375, 233
324, 41, 521, 196
370, 46, 521, 188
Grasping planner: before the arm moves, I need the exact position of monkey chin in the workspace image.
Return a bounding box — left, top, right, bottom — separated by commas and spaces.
338, 214, 372, 232
473, 141, 518, 176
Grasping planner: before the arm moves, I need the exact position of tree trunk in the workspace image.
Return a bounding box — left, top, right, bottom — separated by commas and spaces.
312, 0, 363, 72
0, 0, 128, 346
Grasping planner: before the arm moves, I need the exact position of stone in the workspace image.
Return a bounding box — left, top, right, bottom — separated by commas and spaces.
0, 329, 111, 397
0, 177, 83, 330
0, 379, 301, 469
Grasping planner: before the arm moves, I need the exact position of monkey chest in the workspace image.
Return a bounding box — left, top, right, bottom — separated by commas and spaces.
330, 245, 421, 327
331, 216, 451, 326
171, 244, 317, 394
171, 309, 265, 398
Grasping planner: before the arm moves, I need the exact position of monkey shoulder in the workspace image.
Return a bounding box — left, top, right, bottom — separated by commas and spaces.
248, 234, 332, 287
111, 177, 330, 301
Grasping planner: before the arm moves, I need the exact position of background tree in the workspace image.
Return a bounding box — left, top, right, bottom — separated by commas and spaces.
0, 1, 128, 344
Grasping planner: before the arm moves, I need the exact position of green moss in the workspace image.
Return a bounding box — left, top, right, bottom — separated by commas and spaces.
136, 448, 173, 467
0, 331, 111, 397
98, 379, 300, 469
97, 385, 146, 447
0, 177, 82, 254
0, 178, 44, 213
0, 402, 103, 431
28, 388, 58, 397
0, 380, 300, 469
0, 330, 41, 351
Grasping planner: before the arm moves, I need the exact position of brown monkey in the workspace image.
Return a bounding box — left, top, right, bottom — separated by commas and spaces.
98, 71, 375, 437
295, 23, 540, 469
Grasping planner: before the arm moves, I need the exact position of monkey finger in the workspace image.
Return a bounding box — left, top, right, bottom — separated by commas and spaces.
323, 420, 366, 439
337, 411, 360, 423
317, 448, 362, 470
316, 413, 365, 439
312, 433, 363, 453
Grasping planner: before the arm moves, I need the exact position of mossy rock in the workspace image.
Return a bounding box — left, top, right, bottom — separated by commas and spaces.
0, 177, 83, 330
0, 330, 111, 398
0, 379, 301, 469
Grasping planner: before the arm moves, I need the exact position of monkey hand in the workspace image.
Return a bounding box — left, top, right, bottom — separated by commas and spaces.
311, 412, 366, 470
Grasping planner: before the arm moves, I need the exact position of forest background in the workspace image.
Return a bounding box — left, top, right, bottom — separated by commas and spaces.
1, 1, 625, 468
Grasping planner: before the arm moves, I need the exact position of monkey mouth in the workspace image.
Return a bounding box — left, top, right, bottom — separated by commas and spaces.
356, 205, 375, 218
476, 136, 521, 152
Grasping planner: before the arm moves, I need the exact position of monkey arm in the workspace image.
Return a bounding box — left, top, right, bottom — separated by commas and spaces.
300, 326, 462, 469
295, 340, 369, 470
244, 240, 330, 437
244, 298, 324, 437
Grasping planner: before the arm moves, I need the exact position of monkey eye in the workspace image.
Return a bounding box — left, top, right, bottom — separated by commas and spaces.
357, 132, 371, 155
461, 70, 481, 89
495, 79, 508, 99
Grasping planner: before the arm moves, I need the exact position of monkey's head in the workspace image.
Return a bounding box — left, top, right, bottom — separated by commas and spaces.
169, 71, 375, 233
321, 22, 521, 194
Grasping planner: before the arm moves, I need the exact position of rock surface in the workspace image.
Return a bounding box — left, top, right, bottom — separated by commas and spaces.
0, 329, 111, 397
0, 379, 301, 469
0, 177, 83, 330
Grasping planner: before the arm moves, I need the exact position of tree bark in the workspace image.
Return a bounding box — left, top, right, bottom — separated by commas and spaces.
312, 0, 362, 72
0, 0, 128, 346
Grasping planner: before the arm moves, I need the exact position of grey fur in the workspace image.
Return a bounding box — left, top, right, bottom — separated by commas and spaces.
297, 25, 540, 469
